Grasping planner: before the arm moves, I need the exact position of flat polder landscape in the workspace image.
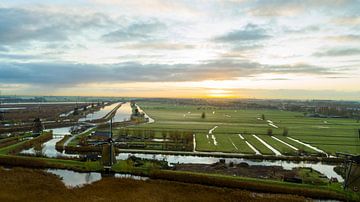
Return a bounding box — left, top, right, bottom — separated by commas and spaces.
1, 0, 360, 201
0, 97, 359, 201
132, 101, 360, 155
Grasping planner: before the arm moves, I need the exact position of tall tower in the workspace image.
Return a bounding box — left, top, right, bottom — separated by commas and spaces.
102, 118, 116, 172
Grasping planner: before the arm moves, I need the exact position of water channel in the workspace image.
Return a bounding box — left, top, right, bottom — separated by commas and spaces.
47, 169, 148, 187
18, 102, 344, 184
79, 102, 120, 122
116, 153, 344, 182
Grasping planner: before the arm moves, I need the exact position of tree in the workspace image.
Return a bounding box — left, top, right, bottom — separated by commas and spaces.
283, 127, 289, 136
261, 114, 265, 120
267, 128, 273, 136
32, 118, 43, 136
201, 112, 206, 119
73, 107, 79, 116
161, 130, 168, 140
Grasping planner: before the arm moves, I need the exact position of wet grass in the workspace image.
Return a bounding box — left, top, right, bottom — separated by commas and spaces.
134, 101, 360, 155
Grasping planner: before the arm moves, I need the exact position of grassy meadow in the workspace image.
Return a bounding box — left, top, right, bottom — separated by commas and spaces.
128, 101, 360, 155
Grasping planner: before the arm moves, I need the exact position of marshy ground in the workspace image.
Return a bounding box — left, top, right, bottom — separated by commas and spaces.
0, 167, 308, 202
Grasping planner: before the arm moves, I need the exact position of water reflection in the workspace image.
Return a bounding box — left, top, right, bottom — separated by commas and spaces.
46, 169, 148, 187
79, 103, 120, 122
46, 169, 101, 187
20, 126, 79, 158
113, 102, 132, 123
116, 153, 344, 182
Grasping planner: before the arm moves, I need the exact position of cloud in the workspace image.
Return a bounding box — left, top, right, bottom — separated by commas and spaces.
90, 0, 198, 17
0, 7, 113, 45
268, 63, 335, 75
122, 42, 195, 50
248, 0, 353, 17
214, 24, 270, 42
284, 25, 320, 34
332, 16, 360, 25
314, 48, 360, 57
0, 60, 336, 87
102, 21, 167, 42
0, 53, 40, 60
248, 3, 305, 17
326, 34, 360, 42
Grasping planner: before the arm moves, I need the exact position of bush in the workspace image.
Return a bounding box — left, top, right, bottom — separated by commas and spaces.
283, 127, 289, 136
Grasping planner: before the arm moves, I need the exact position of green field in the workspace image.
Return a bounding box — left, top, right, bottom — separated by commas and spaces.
127, 101, 360, 155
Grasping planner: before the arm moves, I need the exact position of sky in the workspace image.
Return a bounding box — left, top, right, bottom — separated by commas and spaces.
0, 0, 360, 100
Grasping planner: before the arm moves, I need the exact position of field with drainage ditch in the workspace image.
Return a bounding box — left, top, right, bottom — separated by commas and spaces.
128, 101, 360, 156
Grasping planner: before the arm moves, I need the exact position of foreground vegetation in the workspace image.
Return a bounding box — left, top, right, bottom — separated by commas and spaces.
0, 167, 311, 202
0, 129, 358, 200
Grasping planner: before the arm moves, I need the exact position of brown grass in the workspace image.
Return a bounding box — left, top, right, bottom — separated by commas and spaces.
0, 167, 308, 202
149, 170, 347, 200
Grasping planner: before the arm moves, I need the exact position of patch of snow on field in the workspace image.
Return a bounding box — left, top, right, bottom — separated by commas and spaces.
212, 111, 215, 114
193, 134, 196, 152
209, 126, 218, 146
225, 114, 231, 118
245, 141, 261, 155
267, 120, 278, 128
287, 137, 328, 157
253, 135, 282, 156
316, 126, 330, 129
228, 137, 238, 150
272, 136, 298, 151
257, 118, 262, 120
211, 135, 218, 146
238, 134, 244, 140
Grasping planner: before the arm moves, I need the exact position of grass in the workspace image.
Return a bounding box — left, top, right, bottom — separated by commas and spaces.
132, 101, 360, 155
67, 128, 95, 147
149, 169, 359, 201
259, 135, 297, 155
0, 167, 309, 202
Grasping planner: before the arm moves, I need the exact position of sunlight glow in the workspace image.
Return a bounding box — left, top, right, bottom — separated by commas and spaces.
207, 89, 234, 98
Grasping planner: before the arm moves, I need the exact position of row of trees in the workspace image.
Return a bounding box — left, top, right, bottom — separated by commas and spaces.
115, 128, 194, 143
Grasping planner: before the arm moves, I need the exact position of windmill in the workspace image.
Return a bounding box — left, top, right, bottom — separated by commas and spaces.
101, 118, 116, 172
336, 152, 360, 192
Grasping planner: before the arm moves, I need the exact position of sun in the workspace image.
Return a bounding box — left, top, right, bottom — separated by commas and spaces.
207, 89, 234, 98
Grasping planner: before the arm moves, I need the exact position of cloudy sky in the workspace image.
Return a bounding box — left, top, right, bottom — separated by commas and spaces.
0, 0, 360, 100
